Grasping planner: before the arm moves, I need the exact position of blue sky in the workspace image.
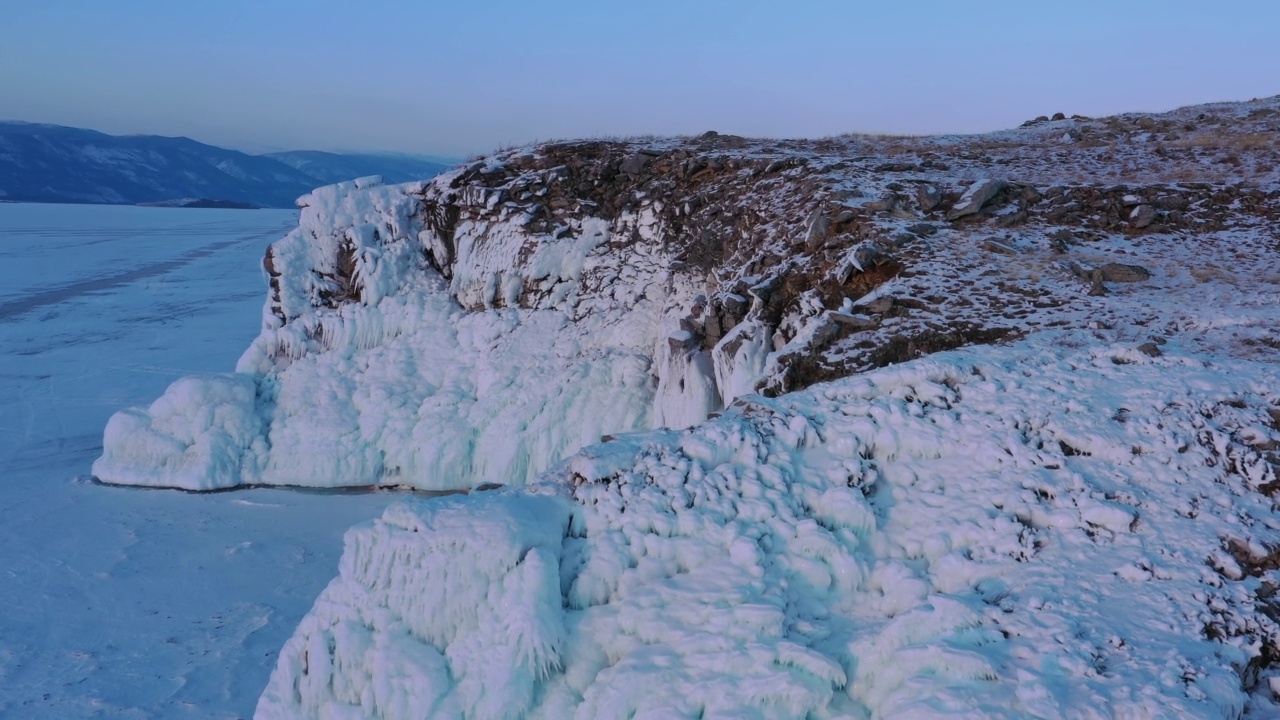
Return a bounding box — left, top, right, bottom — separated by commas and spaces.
2, 1, 1276, 156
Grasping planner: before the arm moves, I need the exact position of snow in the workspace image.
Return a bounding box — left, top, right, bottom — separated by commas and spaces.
0, 203, 399, 718
261, 336, 1280, 719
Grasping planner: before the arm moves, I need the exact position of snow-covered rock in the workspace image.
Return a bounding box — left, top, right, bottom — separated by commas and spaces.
259, 339, 1280, 719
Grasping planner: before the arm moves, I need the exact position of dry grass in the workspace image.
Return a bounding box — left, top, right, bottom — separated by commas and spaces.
1169, 132, 1278, 153
1192, 263, 1241, 286
837, 131, 922, 141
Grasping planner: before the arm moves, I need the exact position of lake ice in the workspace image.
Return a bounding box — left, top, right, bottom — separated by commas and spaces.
0, 203, 397, 719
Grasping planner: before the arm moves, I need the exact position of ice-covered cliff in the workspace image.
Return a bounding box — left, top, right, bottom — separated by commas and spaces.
87, 137, 883, 490
94, 98, 1280, 493
89, 96, 1280, 716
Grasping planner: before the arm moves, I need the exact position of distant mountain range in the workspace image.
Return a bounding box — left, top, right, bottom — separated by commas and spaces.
0, 122, 456, 208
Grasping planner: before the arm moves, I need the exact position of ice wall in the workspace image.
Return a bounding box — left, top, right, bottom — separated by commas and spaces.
256, 492, 573, 720
258, 339, 1280, 719
93, 176, 741, 491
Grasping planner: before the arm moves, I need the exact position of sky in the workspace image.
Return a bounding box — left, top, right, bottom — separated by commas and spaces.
1, 1, 1277, 158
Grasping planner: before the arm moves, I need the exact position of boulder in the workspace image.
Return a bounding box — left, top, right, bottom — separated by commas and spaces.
620, 153, 652, 175
1129, 204, 1157, 229
947, 179, 1007, 220
916, 184, 942, 212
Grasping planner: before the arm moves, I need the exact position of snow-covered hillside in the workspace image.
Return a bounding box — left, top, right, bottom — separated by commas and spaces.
0, 122, 452, 208
91, 97, 1280, 717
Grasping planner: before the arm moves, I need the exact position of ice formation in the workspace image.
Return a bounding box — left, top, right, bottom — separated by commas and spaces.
258, 340, 1280, 718
93, 177, 693, 491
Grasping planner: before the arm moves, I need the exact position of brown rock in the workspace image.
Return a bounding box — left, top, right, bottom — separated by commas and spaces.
1097, 263, 1152, 283
828, 311, 879, 331
982, 239, 1017, 255
916, 184, 942, 212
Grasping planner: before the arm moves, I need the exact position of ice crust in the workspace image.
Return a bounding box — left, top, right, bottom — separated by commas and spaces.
93, 178, 717, 491
259, 339, 1280, 719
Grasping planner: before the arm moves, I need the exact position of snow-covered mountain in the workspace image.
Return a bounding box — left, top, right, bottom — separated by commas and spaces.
0, 122, 452, 208
95, 97, 1280, 717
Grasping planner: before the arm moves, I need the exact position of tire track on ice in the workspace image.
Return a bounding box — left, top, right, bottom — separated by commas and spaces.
0, 224, 287, 322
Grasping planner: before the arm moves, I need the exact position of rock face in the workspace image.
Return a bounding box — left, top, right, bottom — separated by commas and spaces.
259, 343, 1280, 720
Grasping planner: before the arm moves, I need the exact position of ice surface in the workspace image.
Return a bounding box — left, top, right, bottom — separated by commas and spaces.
262, 337, 1280, 719
0, 204, 399, 718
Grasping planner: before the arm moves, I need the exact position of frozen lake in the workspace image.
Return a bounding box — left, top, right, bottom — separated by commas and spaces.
0, 204, 397, 719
